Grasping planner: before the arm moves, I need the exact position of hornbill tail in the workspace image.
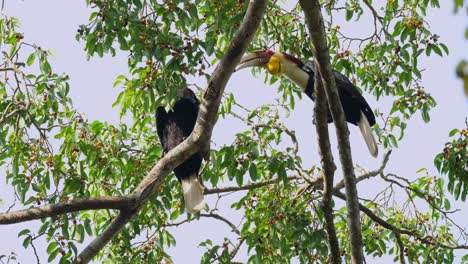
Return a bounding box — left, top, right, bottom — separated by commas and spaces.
357, 111, 378, 158
181, 174, 205, 214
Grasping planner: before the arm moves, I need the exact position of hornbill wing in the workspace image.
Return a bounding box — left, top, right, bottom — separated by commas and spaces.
156, 107, 169, 153
333, 71, 378, 157
172, 96, 200, 138
302, 61, 375, 126
333, 71, 376, 126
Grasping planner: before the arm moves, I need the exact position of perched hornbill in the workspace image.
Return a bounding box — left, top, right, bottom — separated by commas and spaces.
236, 50, 378, 157
156, 88, 205, 213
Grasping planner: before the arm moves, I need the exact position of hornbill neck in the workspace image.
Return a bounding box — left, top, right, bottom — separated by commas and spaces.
281, 58, 309, 90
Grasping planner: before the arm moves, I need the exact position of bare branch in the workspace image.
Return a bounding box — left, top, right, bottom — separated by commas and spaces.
362, 0, 392, 39
300, 0, 364, 262
230, 237, 245, 260
334, 150, 392, 190
205, 175, 303, 195
200, 213, 240, 235
252, 123, 299, 156
0, 196, 135, 225
164, 218, 191, 228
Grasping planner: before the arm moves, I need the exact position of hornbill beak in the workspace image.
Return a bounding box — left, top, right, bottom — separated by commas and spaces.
235, 50, 273, 72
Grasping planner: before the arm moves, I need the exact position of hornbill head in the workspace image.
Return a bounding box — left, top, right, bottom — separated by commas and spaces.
236, 50, 284, 75
236, 49, 308, 89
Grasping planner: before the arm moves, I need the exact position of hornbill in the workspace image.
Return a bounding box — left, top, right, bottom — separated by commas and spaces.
236, 50, 378, 157
156, 88, 205, 213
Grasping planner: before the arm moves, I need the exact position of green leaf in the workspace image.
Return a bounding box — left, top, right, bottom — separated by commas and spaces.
40, 59, 51, 75
449, 128, 459, 137
47, 242, 58, 254
22, 236, 31, 248
76, 224, 85, 243
278, 163, 287, 182
235, 172, 243, 187
17, 229, 31, 237
401, 27, 410, 42
170, 209, 180, 220
444, 199, 451, 210
26, 53, 36, 66
432, 45, 443, 57
439, 43, 449, 55
48, 248, 60, 262
84, 219, 93, 236
389, 134, 398, 147
249, 163, 258, 181
345, 9, 353, 21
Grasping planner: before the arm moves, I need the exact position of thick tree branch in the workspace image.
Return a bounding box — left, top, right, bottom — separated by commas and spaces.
312, 65, 341, 263
74, 1, 268, 262
0, 196, 135, 225
300, 1, 364, 262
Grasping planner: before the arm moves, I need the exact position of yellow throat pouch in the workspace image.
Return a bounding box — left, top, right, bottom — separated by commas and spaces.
266, 56, 285, 75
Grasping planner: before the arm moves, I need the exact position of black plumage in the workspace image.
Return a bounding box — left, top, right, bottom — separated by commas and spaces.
156, 88, 205, 213
301, 61, 376, 127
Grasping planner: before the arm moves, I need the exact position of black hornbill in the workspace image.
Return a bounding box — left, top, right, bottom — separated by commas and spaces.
156, 88, 205, 213
236, 50, 378, 157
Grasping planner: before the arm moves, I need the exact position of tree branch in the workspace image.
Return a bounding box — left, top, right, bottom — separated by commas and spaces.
300, 0, 364, 262
200, 213, 240, 235
333, 150, 392, 190
74, 1, 268, 262
0, 196, 135, 225
312, 64, 341, 263
205, 175, 303, 195
395, 232, 406, 264
333, 191, 468, 251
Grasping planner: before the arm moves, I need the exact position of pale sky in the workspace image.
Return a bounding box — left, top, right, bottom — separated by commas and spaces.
0, 1, 467, 263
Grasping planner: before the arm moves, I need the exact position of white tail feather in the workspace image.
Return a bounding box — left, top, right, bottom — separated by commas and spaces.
181, 175, 205, 214
357, 111, 378, 158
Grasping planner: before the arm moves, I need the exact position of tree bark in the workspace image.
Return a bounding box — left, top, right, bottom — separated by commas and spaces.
0, 196, 134, 225
312, 67, 341, 264
299, 0, 364, 263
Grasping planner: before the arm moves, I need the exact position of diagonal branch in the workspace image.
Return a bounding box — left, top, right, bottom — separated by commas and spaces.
300, 1, 364, 263
0, 196, 135, 225
74, 1, 268, 263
